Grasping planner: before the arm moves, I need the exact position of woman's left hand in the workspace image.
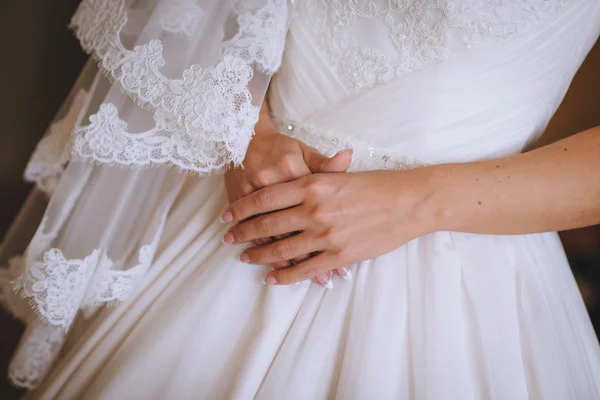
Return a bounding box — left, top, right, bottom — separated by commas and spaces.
221, 169, 436, 285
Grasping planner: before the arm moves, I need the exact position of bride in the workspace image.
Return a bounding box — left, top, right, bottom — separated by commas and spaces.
2, 0, 600, 398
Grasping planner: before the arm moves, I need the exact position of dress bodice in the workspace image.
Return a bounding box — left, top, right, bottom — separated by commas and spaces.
269, 0, 600, 168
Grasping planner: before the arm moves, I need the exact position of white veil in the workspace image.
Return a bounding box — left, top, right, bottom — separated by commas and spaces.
0, 0, 292, 388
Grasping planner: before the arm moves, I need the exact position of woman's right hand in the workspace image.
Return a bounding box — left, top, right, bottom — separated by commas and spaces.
223, 100, 354, 287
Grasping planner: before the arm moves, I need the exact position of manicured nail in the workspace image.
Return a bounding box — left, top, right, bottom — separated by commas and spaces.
340, 267, 353, 282
335, 148, 353, 156
316, 275, 333, 289
265, 275, 277, 285
240, 252, 250, 263
222, 232, 235, 244
220, 210, 233, 223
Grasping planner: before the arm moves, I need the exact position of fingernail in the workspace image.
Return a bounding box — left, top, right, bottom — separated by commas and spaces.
340, 268, 353, 282
240, 252, 250, 263
222, 232, 235, 244
335, 149, 353, 156
220, 210, 233, 223
265, 275, 277, 285
316, 275, 333, 289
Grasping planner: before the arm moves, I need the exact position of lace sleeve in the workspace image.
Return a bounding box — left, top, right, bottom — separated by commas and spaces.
0, 0, 293, 390
67, 0, 292, 174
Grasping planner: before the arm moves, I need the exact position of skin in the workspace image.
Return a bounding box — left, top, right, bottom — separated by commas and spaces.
223, 124, 600, 286
223, 100, 354, 287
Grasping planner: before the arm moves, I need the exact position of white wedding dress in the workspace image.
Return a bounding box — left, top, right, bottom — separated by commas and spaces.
4, 0, 600, 398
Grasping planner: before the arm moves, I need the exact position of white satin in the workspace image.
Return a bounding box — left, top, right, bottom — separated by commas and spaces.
26, 1, 600, 399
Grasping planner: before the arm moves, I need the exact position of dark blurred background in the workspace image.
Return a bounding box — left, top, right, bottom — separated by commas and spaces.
0, 2, 599, 399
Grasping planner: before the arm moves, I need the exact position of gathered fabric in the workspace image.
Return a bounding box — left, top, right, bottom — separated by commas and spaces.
1, 0, 600, 397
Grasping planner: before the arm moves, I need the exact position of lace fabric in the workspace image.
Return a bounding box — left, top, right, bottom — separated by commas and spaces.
224, 0, 289, 75
297, 0, 577, 94
0, 0, 293, 389
1, 0, 583, 391
69, 0, 291, 172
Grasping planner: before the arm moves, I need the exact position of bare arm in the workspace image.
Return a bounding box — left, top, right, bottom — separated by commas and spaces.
223, 126, 600, 285
428, 126, 600, 234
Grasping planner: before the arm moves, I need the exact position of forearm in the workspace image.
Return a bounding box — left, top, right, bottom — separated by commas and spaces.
423, 126, 600, 235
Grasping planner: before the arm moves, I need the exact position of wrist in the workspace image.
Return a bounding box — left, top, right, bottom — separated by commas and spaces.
419, 163, 474, 233
392, 165, 457, 235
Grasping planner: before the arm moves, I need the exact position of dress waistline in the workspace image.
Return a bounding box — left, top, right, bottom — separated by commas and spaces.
274, 116, 427, 172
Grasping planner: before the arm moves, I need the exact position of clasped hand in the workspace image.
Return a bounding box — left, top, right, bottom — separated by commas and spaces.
222, 169, 433, 286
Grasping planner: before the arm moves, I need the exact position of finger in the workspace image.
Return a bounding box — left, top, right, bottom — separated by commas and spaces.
272, 250, 311, 269
270, 233, 301, 269
272, 233, 291, 241
272, 260, 293, 269
318, 149, 353, 173
241, 232, 322, 265
223, 181, 305, 223
253, 237, 273, 246
264, 252, 336, 285
227, 208, 305, 244
301, 144, 332, 173
334, 267, 353, 282
240, 183, 256, 198
302, 144, 353, 174
313, 271, 333, 289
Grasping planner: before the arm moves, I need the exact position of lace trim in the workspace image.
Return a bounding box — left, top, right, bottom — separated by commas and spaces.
71, 102, 247, 173
224, 0, 290, 75
24, 90, 89, 195
8, 322, 66, 389
1, 207, 170, 388
299, 0, 576, 94
14, 249, 100, 328
81, 209, 167, 316
274, 116, 427, 171
70, 0, 262, 171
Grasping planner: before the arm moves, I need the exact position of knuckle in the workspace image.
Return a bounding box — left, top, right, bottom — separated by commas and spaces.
253, 191, 271, 208
256, 218, 274, 236
321, 227, 341, 248
307, 205, 329, 225
304, 176, 328, 197
240, 184, 255, 197
273, 242, 291, 260
230, 202, 244, 220
250, 171, 270, 188
279, 154, 302, 177
299, 266, 318, 278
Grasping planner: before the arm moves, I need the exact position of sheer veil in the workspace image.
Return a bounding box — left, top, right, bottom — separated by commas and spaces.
0, 0, 292, 388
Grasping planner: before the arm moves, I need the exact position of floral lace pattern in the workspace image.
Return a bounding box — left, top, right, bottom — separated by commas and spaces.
1, 206, 170, 388
70, 0, 269, 170
224, 0, 290, 75
298, 0, 575, 94
72, 94, 255, 173
15, 249, 100, 328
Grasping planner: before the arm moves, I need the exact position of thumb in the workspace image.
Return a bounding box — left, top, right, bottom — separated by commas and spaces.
303, 146, 353, 173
